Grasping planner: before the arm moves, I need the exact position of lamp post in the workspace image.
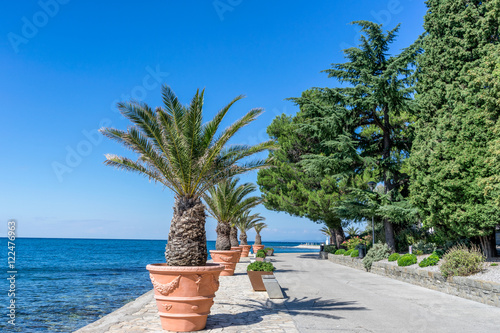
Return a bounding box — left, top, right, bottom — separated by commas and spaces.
367, 181, 376, 246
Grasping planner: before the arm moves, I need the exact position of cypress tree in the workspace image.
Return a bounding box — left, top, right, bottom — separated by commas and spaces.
410, 0, 500, 258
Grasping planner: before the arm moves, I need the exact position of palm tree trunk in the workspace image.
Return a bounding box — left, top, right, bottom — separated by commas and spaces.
479, 232, 497, 259
165, 196, 207, 266
216, 222, 232, 250
239, 231, 248, 245
333, 226, 346, 249
255, 233, 262, 245
230, 225, 239, 247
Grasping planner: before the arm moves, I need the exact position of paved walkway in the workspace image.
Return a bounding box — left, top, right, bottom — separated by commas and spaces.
76, 253, 500, 332
75, 259, 298, 333
274, 253, 500, 333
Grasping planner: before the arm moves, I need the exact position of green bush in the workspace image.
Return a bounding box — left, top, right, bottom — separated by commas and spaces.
491, 263, 498, 267
247, 261, 275, 272
324, 245, 337, 254
433, 249, 445, 258
362, 243, 391, 271
256, 249, 266, 258
397, 254, 417, 267
440, 244, 485, 278
350, 250, 359, 257
412, 240, 437, 255
344, 249, 353, 256
335, 249, 346, 255
388, 253, 400, 262
264, 247, 272, 252
419, 254, 440, 267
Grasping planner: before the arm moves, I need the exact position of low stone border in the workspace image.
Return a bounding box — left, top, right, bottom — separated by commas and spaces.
327, 253, 500, 308
326, 253, 364, 270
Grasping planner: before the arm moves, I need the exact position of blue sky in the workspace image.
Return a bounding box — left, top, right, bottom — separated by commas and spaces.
0, 0, 426, 241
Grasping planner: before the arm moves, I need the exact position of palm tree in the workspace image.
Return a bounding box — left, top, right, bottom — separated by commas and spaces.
235, 211, 265, 245
345, 226, 361, 237
253, 222, 267, 245
100, 85, 274, 266
320, 225, 334, 245
203, 178, 261, 250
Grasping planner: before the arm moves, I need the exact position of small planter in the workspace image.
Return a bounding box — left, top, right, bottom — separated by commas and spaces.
247, 271, 274, 291
240, 245, 252, 257
252, 244, 265, 254
146, 263, 224, 332
255, 257, 265, 262
265, 248, 274, 256
210, 250, 240, 276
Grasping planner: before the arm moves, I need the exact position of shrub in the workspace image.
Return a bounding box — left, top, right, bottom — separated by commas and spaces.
335, 249, 346, 255
324, 244, 337, 254
264, 247, 272, 252
416, 250, 423, 255
440, 244, 485, 278
247, 261, 275, 272
491, 263, 498, 267
362, 243, 391, 271
398, 254, 417, 267
350, 250, 359, 257
256, 249, 266, 258
388, 253, 400, 262
342, 235, 371, 250
412, 240, 437, 254
344, 249, 354, 256
419, 254, 439, 267
433, 249, 445, 258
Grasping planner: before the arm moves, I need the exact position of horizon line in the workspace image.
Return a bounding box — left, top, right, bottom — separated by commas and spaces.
0, 236, 325, 243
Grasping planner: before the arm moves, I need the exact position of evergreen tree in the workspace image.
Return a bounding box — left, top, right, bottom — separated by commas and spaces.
410, 0, 500, 258
257, 114, 347, 248
289, 21, 417, 251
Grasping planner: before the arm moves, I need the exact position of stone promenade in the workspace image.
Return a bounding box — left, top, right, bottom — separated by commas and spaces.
74, 258, 299, 333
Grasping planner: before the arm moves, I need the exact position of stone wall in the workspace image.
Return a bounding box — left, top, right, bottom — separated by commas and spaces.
328, 253, 500, 308
327, 253, 364, 270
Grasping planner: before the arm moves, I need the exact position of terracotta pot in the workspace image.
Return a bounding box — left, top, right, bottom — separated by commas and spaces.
146, 263, 224, 332
209, 250, 240, 276
266, 249, 274, 256
240, 245, 251, 257
252, 244, 265, 254
255, 257, 265, 262
247, 270, 273, 291
230, 246, 243, 262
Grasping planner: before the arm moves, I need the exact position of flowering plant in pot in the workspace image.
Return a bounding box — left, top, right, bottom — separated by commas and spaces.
252, 222, 267, 253
100, 85, 274, 332
247, 261, 276, 291
203, 178, 262, 275
235, 211, 265, 257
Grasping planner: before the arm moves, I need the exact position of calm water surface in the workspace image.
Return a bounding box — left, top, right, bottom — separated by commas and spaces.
0, 238, 317, 332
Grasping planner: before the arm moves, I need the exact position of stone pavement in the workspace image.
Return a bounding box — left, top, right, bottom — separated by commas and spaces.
74, 258, 299, 333
274, 253, 500, 333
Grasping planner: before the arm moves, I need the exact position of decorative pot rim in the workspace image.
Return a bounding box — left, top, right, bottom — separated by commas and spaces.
146, 263, 224, 273
209, 250, 240, 254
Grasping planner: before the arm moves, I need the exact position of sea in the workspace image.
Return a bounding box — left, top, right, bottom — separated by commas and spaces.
0, 238, 319, 332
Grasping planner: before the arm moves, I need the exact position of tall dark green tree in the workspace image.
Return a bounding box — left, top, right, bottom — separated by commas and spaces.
289, 21, 417, 251
410, 0, 500, 258
257, 114, 347, 248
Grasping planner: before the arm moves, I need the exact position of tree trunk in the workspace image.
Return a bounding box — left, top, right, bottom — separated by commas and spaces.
382, 105, 396, 252
230, 225, 239, 247
255, 233, 262, 245
328, 228, 335, 246
165, 196, 207, 266
239, 230, 248, 245
215, 222, 232, 250
333, 226, 346, 249
479, 232, 497, 259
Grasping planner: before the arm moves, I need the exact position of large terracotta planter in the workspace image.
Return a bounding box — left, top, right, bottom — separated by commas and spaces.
252, 244, 265, 254
240, 245, 251, 257
230, 246, 243, 262
210, 250, 240, 276
247, 270, 273, 291
146, 263, 224, 332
